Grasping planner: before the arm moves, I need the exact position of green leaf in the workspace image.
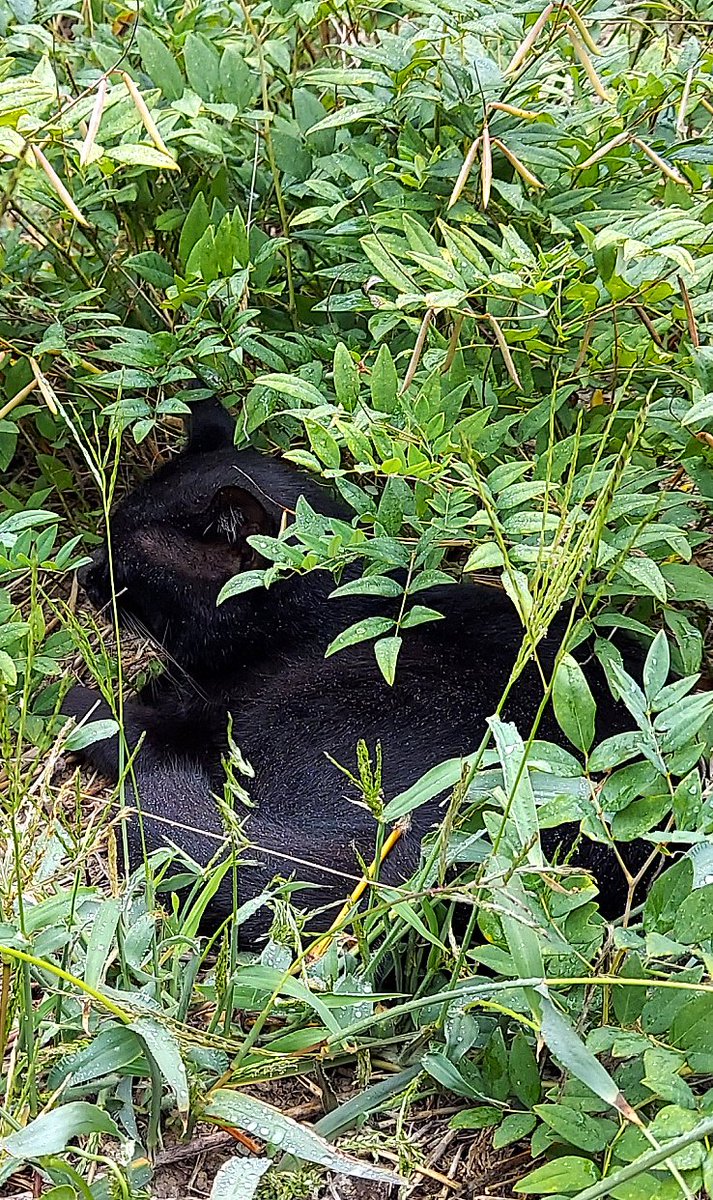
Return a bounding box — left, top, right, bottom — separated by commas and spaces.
660, 563, 713, 607
644, 857, 693, 934
124, 251, 174, 288
534, 1104, 617, 1152
204, 1091, 402, 1185
552, 654, 596, 754
676, 885, 713, 945
209, 1157, 271, 1199
0, 1102, 121, 1158
370, 344, 399, 413
643, 630, 670, 702
488, 717, 541, 865
305, 419, 340, 468
64, 719, 119, 752
54, 1025, 143, 1089
259, 373, 325, 407
0, 648, 17, 685
400, 604, 444, 629
183, 32, 220, 101
131, 1017, 189, 1120
307, 101, 383, 133
613, 953, 647, 1025
360, 234, 414, 293
682, 393, 713, 427
105, 144, 179, 171
510, 1031, 541, 1108
374, 635, 402, 685
217, 570, 267, 604
620, 556, 667, 603
179, 192, 210, 268
539, 991, 623, 1110
493, 1111, 537, 1148
136, 28, 184, 100
465, 542, 505, 570
333, 342, 360, 410
219, 46, 255, 110
422, 1051, 487, 1101
383, 753, 475, 822
515, 1155, 600, 1194
84, 897, 120, 989
330, 575, 402, 599
325, 616, 395, 657
450, 1105, 501, 1130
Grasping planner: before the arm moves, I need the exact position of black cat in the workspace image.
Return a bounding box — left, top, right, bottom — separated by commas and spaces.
63, 398, 648, 945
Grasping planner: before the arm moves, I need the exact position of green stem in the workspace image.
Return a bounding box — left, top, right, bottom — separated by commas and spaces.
571, 1114, 713, 1200
238, 0, 296, 318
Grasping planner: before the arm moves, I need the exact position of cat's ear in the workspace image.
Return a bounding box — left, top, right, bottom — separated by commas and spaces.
186, 396, 235, 454
207, 485, 272, 545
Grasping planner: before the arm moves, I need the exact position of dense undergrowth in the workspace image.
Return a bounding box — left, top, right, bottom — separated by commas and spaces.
1, 0, 713, 1194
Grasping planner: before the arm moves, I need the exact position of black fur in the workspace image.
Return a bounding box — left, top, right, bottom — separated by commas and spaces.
65, 399, 649, 945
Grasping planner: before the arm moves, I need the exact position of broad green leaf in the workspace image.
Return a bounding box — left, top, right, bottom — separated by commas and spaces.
306, 101, 382, 134
209, 1157, 271, 1199
64, 719, 119, 752
400, 605, 443, 629
465, 542, 504, 570
449, 1106, 501, 1130
219, 46, 255, 110
183, 32, 220, 101
539, 991, 624, 1111
259, 374, 325, 407
613, 952, 647, 1025
661, 563, 713, 607
534, 1104, 617, 1152
105, 144, 179, 171
370, 344, 399, 413
488, 717, 541, 865
330, 575, 402, 599
515, 1155, 600, 1194
325, 616, 394, 657
218, 570, 267, 604
0, 649, 17, 685
510, 1031, 541, 1108
204, 1091, 402, 1185
493, 1111, 537, 1148
136, 28, 184, 100
53, 1025, 143, 1089
383, 754, 475, 821
374, 635, 402, 685
230, 965, 340, 1034
360, 234, 414, 293
422, 1051, 488, 1101
552, 654, 596, 754
682, 393, 713, 427
84, 897, 120, 988
124, 250, 174, 288
179, 192, 210, 267
620, 556, 667, 603
333, 342, 359, 409
0, 1102, 121, 1158
643, 630, 670, 702
131, 1017, 189, 1120
305, 419, 340, 468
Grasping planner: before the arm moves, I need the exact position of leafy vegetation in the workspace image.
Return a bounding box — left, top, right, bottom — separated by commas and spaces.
1, 0, 713, 1194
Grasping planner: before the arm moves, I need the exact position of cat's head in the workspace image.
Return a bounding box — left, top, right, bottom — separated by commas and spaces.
78, 398, 342, 675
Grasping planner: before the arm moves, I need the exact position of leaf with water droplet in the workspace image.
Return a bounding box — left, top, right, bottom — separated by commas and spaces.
204, 1090, 403, 1185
